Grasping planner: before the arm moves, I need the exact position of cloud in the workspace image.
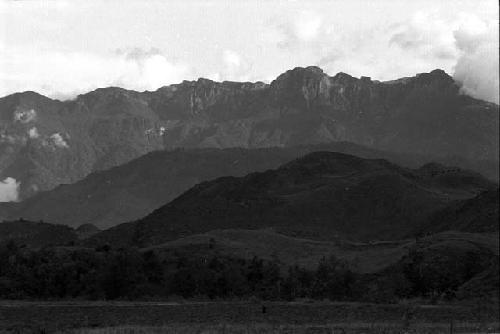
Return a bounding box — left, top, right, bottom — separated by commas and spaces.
1, 2, 497, 105
277, 10, 325, 50
223, 50, 242, 69
0, 177, 20, 202
387, 12, 499, 103
206, 50, 253, 82
13, 108, 37, 123
293, 10, 323, 42
388, 11, 458, 60
0, 47, 192, 99
386, 11, 498, 103
28, 127, 40, 139
270, 9, 453, 80
49, 133, 69, 148
271, 8, 498, 104
222, 50, 252, 81
452, 16, 499, 104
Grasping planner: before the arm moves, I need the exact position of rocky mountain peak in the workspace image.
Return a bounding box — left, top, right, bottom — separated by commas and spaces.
413, 69, 455, 86
429, 68, 451, 77
331, 72, 358, 83
0, 66, 497, 202
270, 66, 331, 108
196, 77, 217, 86
272, 66, 326, 84
381, 69, 454, 87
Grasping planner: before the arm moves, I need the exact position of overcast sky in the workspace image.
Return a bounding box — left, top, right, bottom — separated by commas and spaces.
0, 0, 498, 103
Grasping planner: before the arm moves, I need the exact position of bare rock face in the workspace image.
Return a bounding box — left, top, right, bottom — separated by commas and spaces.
0, 67, 498, 200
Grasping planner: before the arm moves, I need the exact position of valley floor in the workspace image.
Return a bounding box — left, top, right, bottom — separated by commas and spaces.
0, 301, 498, 333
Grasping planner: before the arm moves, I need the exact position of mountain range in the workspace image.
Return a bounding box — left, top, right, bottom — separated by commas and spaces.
86, 151, 497, 247
1, 67, 498, 201
0, 65, 498, 305
2, 142, 489, 229
1, 151, 497, 265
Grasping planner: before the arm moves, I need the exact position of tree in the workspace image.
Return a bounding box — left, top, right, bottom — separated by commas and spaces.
312, 255, 354, 301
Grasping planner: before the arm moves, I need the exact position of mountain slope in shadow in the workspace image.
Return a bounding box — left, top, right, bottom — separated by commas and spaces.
88, 152, 496, 246
421, 188, 499, 234
2, 142, 471, 229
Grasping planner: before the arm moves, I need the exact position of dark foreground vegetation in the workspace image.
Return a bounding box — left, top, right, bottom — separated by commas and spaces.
0, 239, 497, 304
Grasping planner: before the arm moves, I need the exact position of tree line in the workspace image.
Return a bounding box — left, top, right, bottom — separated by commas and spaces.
0, 240, 494, 302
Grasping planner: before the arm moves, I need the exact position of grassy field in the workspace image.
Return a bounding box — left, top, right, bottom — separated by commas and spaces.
148, 230, 499, 273
0, 301, 498, 333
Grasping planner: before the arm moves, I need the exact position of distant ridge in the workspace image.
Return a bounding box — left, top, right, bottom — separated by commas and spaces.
1, 66, 498, 200
1, 142, 491, 229
87, 151, 496, 246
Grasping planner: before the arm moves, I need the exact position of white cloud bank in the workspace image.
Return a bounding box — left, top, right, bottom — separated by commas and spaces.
273, 9, 499, 104
0, 47, 192, 100
28, 127, 40, 139
207, 50, 254, 83
49, 133, 69, 148
0, 177, 20, 202
453, 16, 499, 104
0, 1, 497, 104
13, 108, 37, 123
